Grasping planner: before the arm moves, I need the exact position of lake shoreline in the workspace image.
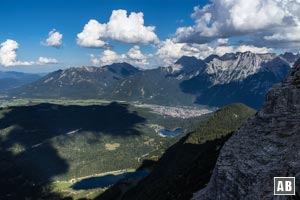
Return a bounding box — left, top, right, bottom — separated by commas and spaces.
53, 168, 137, 184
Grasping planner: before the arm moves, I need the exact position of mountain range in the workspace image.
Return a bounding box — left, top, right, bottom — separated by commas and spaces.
10, 52, 300, 109
10, 63, 139, 99
0, 71, 41, 93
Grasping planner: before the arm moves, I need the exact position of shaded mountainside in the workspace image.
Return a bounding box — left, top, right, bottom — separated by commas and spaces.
173, 56, 206, 75
12, 63, 140, 98
0, 71, 41, 92
280, 52, 300, 65
181, 52, 291, 109
107, 67, 196, 106
97, 103, 255, 200
193, 57, 291, 109
193, 59, 300, 199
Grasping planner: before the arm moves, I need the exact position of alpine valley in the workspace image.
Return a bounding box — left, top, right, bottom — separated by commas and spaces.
1, 52, 300, 200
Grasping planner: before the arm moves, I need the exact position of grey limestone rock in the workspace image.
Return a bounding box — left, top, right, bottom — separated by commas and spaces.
193, 59, 300, 200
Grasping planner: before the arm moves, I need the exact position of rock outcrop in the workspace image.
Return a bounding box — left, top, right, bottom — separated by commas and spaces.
193, 59, 300, 199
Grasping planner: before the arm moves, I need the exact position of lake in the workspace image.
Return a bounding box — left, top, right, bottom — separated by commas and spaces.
159, 128, 183, 137
72, 170, 149, 190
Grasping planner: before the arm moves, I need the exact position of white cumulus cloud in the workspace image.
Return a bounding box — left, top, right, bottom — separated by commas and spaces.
90, 50, 126, 65
156, 39, 272, 66
126, 45, 149, 65
44, 29, 63, 47
38, 57, 58, 64
0, 39, 35, 67
175, 0, 300, 48
236, 45, 271, 54
77, 20, 107, 48
0, 39, 59, 67
217, 38, 228, 45
77, 9, 158, 48
90, 46, 150, 67
156, 39, 189, 66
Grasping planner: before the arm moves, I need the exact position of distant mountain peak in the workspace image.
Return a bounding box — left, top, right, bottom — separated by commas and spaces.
204, 54, 220, 63
280, 52, 300, 64
102, 62, 140, 76
204, 51, 282, 85
103, 62, 135, 68
0, 71, 42, 92
173, 56, 206, 74
282, 52, 295, 56
11, 62, 140, 99
175, 56, 199, 64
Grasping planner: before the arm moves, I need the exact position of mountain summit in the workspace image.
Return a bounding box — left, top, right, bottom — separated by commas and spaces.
193, 58, 300, 199
205, 51, 276, 84
173, 56, 206, 74
11, 62, 140, 98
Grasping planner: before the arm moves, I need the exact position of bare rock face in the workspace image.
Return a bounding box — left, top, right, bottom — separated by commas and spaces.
193, 59, 300, 200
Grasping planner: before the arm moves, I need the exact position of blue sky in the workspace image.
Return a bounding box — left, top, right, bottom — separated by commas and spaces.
0, 0, 299, 73
0, 0, 203, 72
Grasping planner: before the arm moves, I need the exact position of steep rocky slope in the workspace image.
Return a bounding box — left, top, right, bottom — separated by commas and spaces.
205, 52, 276, 84
181, 52, 291, 109
280, 52, 300, 65
193, 59, 300, 199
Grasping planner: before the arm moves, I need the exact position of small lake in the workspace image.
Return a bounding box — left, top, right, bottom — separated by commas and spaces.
72, 170, 149, 190
159, 128, 183, 137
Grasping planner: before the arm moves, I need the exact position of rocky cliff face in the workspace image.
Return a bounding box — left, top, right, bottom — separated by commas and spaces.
205, 52, 276, 85
181, 52, 291, 109
193, 59, 300, 199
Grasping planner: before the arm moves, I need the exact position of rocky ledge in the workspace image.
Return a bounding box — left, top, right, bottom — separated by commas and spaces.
193, 59, 300, 200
